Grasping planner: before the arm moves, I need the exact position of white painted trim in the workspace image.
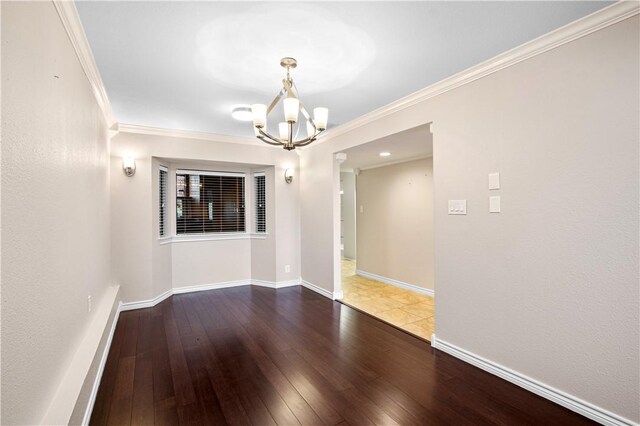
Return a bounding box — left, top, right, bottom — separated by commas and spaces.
359, 154, 434, 172
117, 123, 265, 146
82, 301, 122, 425
317, 1, 639, 144
301, 280, 342, 300
431, 335, 638, 426
356, 269, 435, 297
41, 286, 120, 424
159, 233, 268, 244
252, 279, 301, 289
52, 1, 115, 127
173, 280, 251, 295
120, 289, 173, 311
120, 278, 304, 310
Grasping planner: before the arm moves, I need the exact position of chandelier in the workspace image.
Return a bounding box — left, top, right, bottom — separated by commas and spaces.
251, 57, 328, 151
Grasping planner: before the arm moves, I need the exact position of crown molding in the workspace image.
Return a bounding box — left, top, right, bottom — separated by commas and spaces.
116, 123, 267, 146
318, 1, 639, 144
52, 0, 116, 127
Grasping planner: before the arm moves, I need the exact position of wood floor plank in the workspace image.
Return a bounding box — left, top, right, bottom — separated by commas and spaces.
131, 351, 154, 425
91, 286, 596, 426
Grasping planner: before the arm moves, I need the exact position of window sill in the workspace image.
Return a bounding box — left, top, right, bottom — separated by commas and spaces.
159, 233, 268, 244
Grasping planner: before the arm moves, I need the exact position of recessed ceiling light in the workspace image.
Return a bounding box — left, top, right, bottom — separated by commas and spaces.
379, 152, 391, 157
231, 105, 253, 121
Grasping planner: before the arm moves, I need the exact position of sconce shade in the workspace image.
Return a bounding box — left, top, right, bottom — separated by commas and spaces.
314, 107, 328, 130
283, 98, 300, 123
123, 156, 136, 177
284, 168, 294, 184
252, 104, 267, 128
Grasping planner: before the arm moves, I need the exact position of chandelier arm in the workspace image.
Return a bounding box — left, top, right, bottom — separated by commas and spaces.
257, 128, 286, 146
266, 87, 287, 114
293, 132, 322, 147
298, 102, 317, 130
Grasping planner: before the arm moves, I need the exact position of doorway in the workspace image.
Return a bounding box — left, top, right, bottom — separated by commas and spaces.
337, 124, 435, 341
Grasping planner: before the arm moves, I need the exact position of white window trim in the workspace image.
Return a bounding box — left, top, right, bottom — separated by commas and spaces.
159, 165, 169, 237
176, 169, 244, 177
159, 233, 268, 245
253, 171, 267, 234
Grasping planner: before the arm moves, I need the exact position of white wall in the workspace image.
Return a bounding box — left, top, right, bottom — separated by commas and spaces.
340, 172, 356, 260
1, 2, 115, 424
252, 168, 277, 282
356, 158, 434, 290
110, 132, 300, 303
300, 15, 639, 422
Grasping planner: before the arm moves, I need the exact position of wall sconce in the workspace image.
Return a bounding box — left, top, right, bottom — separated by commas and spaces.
123, 156, 136, 177
284, 168, 294, 184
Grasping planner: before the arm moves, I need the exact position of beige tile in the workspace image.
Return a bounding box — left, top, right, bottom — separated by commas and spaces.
398, 302, 434, 319
376, 308, 422, 327
388, 291, 426, 305
340, 259, 436, 339
403, 323, 432, 340
408, 317, 436, 336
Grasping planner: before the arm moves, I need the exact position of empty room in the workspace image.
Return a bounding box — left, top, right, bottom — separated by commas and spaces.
2, 1, 639, 425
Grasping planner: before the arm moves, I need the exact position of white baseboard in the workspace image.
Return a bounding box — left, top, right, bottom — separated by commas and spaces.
41, 286, 121, 425
431, 335, 637, 426
173, 279, 251, 295
252, 278, 301, 289
82, 300, 122, 425
301, 280, 342, 300
121, 278, 304, 311
120, 288, 173, 311
356, 269, 435, 297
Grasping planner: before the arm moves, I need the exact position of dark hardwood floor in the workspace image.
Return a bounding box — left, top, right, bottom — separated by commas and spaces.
90, 286, 594, 425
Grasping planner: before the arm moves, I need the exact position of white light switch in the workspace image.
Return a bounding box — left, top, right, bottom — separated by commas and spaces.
448, 200, 467, 215
489, 173, 500, 190
489, 196, 501, 213
359, 205, 364, 213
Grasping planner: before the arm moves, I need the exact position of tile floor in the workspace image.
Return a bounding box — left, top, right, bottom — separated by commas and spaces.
340, 259, 435, 341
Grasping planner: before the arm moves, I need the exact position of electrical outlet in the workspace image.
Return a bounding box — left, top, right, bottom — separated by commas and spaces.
285, 265, 291, 273
87, 295, 92, 313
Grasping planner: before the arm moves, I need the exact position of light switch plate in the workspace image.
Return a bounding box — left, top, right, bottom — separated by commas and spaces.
448, 200, 467, 215
489, 173, 500, 190
489, 196, 501, 213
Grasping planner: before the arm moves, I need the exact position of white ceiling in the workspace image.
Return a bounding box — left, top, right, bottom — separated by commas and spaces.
340, 125, 433, 171
76, 1, 612, 138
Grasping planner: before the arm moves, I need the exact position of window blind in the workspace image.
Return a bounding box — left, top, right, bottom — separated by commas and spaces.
254, 173, 266, 233
159, 166, 168, 237
176, 170, 246, 234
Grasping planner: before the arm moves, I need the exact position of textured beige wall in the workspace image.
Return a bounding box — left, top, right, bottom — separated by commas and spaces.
1, 2, 112, 423
300, 16, 639, 422
341, 172, 356, 260
110, 132, 300, 302
356, 158, 434, 290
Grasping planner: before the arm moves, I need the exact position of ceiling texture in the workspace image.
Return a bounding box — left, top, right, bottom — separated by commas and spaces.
76, 1, 612, 139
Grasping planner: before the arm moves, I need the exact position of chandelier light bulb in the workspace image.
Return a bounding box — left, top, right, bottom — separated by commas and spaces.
314, 107, 328, 130
283, 98, 300, 123
251, 104, 267, 128
279, 122, 289, 140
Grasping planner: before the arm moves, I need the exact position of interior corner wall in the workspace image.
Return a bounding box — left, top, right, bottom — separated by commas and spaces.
356, 158, 434, 291
299, 16, 639, 422
340, 172, 356, 260
110, 132, 300, 303
151, 157, 172, 297
275, 164, 301, 283
251, 166, 276, 282
1, 2, 112, 424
